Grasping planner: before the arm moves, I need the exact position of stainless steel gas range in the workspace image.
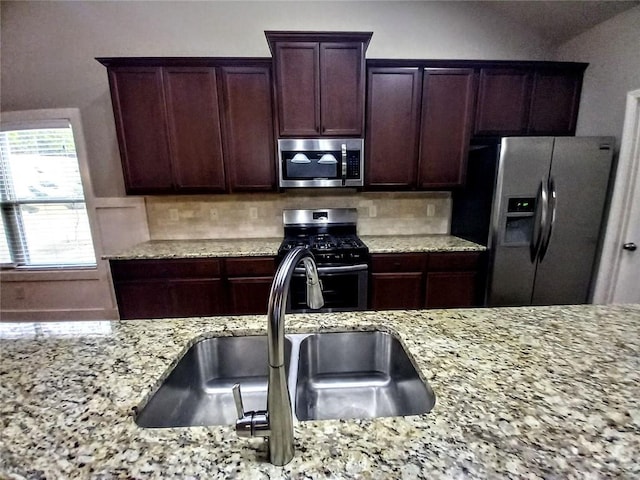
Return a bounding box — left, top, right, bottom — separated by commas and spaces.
277, 208, 369, 313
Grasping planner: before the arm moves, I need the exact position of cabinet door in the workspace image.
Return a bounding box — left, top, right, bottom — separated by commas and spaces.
528, 69, 582, 135
114, 280, 170, 319
370, 273, 424, 310
108, 67, 173, 193
219, 66, 276, 191
425, 271, 477, 308
419, 69, 476, 188
227, 277, 273, 315
163, 67, 226, 192
170, 278, 226, 317
474, 68, 533, 136
365, 68, 422, 189
320, 42, 365, 136
274, 42, 320, 136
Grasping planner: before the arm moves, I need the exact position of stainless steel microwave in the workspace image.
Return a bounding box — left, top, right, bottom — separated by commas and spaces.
278, 138, 364, 188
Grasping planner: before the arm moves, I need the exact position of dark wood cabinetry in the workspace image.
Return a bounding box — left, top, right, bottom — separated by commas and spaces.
110, 256, 276, 319
369, 251, 483, 310
370, 254, 426, 309
163, 67, 226, 192
419, 68, 476, 188
267, 32, 371, 137
225, 257, 276, 315
474, 64, 584, 137
474, 67, 533, 136
110, 258, 225, 319
99, 58, 276, 195
528, 68, 583, 135
107, 67, 174, 193
366, 66, 475, 189
219, 66, 276, 191
366, 68, 422, 188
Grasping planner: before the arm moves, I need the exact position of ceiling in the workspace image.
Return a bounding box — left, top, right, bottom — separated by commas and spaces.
485, 0, 640, 45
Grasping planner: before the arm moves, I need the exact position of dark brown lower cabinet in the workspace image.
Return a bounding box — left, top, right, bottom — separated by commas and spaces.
369, 251, 484, 310
225, 257, 276, 315
110, 257, 275, 319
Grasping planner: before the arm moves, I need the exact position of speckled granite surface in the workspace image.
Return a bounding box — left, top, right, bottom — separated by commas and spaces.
1, 305, 638, 478
103, 235, 485, 260
361, 234, 485, 253
103, 238, 282, 260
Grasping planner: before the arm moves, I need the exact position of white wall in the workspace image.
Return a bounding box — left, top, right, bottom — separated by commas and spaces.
1, 1, 552, 197
555, 5, 640, 146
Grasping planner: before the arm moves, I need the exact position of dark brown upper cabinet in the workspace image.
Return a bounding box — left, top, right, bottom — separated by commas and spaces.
163, 67, 226, 192
106, 67, 174, 194
419, 68, 476, 188
474, 67, 533, 136
99, 58, 277, 195
366, 67, 422, 188
474, 63, 585, 137
266, 31, 372, 137
219, 65, 276, 191
365, 66, 475, 189
528, 67, 583, 135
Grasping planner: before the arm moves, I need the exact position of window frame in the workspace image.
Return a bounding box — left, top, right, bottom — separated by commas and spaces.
0, 109, 99, 271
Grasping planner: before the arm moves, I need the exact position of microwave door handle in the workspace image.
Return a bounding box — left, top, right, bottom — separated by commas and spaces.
341, 144, 347, 185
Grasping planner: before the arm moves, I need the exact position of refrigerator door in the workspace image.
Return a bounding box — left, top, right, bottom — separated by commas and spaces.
531, 136, 614, 304
487, 137, 554, 306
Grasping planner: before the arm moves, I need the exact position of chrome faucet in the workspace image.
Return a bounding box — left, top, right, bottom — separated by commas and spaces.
232, 247, 324, 466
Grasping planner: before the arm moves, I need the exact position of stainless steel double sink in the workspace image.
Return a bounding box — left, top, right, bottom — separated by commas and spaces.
136, 330, 435, 428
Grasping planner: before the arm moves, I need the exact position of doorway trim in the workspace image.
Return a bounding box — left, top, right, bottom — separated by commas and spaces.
593, 88, 640, 303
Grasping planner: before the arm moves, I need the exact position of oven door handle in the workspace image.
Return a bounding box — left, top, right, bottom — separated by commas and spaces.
294, 264, 369, 274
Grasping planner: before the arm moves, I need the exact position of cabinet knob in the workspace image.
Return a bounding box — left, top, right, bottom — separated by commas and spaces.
623, 242, 637, 251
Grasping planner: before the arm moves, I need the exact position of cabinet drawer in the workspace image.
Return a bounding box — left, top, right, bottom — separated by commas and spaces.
371, 253, 426, 272
110, 258, 222, 280
225, 257, 276, 276
427, 252, 481, 271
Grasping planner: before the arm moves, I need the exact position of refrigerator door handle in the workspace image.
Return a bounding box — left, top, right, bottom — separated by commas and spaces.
530, 179, 548, 263
539, 176, 557, 262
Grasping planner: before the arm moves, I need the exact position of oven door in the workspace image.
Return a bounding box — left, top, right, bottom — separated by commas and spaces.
287, 264, 368, 313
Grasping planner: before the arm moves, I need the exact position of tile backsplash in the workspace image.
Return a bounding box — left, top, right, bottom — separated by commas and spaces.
146, 191, 451, 240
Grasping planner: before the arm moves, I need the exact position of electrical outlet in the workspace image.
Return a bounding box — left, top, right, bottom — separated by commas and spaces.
426, 204, 436, 217
169, 209, 179, 221
249, 207, 258, 220
210, 208, 218, 220
369, 205, 377, 217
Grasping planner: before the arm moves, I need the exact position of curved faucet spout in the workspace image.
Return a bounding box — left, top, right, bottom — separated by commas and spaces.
267, 247, 323, 367
265, 247, 324, 466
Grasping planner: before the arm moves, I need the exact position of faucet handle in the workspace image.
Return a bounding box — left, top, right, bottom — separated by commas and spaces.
232, 383, 270, 438
232, 383, 245, 419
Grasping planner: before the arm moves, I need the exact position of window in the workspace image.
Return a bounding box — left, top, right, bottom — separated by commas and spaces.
0, 117, 96, 268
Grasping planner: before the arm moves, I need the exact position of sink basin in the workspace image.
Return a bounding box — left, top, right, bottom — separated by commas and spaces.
136, 335, 291, 427
136, 330, 434, 427
295, 331, 435, 421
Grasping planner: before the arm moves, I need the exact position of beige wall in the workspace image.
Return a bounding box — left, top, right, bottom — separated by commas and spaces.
1, 1, 552, 197
555, 5, 640, 147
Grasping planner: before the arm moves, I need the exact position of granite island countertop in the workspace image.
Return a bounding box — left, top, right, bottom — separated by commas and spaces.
1, 305, 639, 479
103, 235, 485, 260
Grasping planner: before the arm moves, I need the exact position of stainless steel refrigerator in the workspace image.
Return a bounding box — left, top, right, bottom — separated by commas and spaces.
487, 136, 615, 306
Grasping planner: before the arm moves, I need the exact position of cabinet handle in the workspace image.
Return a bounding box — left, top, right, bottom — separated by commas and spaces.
623, 242, 637, 251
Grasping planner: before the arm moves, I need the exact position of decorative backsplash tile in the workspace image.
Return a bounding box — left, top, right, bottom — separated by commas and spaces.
146, 191, 451, 240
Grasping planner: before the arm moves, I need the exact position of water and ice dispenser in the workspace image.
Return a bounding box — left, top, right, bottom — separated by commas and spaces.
504, 197, 536, 244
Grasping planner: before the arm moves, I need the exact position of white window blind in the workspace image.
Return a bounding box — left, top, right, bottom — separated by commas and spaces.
0, 123, 96, 267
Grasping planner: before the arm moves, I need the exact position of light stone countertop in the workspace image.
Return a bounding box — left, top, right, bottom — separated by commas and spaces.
103, 235, 485, 260
1, 305, 639, 478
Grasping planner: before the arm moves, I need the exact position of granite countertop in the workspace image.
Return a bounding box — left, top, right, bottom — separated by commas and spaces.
103, 235, 485, 260
361, 234, 485, 253
1, 305, 639, 478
